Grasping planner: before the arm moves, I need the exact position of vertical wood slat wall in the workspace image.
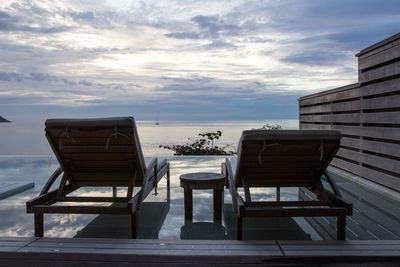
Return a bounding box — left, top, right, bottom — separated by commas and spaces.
299, 33, 400, 193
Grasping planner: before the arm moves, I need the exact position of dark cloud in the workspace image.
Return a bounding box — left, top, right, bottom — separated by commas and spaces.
161, 76, 214, 84
165, 14, 241, 41
0, 3, 115, 35
30, 72, 51, 81
164, 32, 200, 39
0, 9, 70, 33
79, 80, 93, 86
191, 15, 221, 38
0, 72, 23, 81
191, 15, 239, 34
281, 52, 346, 66
0, 11, 12, 19
64, 10, 113, 29
61, 78, 77, 86
69, 11, 95, 21
203, 40, 237, 50
0, 71, 98, 88
245, 37, 274, 43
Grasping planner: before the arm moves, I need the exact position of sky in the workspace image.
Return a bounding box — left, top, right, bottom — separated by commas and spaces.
0, 0, 399, 121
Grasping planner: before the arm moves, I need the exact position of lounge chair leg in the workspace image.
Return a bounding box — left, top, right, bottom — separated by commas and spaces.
166, 167, 171, 202
237, 216, 243, 240
184, 188, 193, 220
131, 212, 137, 238
337, 215, 346, 240
34, 213, 43, 237
213, 188, 223, 220
167, 167, 170, 189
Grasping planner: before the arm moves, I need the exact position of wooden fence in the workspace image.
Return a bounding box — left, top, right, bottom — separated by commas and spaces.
299, 33, 400, 193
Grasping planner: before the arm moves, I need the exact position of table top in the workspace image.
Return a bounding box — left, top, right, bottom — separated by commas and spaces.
180, 172, 225, 185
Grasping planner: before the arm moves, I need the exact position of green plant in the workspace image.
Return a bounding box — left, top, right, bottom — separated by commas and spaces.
159, 130, 235, 155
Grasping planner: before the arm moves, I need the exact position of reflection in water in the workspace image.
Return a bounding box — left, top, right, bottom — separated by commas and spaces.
1, 156, 398, 240
223, 204, 310, 240
76, 202, 170, 239
76, 181, 171, 239
181, 219, 227, 240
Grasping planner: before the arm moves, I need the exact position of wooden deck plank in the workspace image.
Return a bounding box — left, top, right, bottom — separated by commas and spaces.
0, 237, 39, 242
0, 254, 281, 266
25, 242, 280, 251
0, 238, 400, 265
0, 181, 34, 200
279, 240, 400, 257
19, 247, 283, 257
35, 237, 277, 245
278, 240, 400, 245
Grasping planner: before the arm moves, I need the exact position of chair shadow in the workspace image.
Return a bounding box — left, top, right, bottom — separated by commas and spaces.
180, 219, 228, 240
223, 204, 311, 240
75, 201, 170, 239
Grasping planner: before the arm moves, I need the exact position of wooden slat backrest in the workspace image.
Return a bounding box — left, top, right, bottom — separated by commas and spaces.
45, 117, 146, 187
235, 130, 341, 188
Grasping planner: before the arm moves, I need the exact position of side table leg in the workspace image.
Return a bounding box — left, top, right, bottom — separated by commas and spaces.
184, 188, 193, 220
213, 188, 223, 220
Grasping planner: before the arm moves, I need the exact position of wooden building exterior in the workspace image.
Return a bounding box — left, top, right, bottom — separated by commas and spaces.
299, 33, 400, 193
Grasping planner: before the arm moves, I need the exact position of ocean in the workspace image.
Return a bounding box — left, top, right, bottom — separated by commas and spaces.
135, 120, 299, 156
0, 119, 299, 156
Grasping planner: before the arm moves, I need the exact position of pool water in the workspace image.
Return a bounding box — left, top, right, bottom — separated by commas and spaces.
0, 156, 399, 240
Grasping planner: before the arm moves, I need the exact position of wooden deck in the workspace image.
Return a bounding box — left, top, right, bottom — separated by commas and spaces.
0, 237, 399, 266
0, 181, 34, 200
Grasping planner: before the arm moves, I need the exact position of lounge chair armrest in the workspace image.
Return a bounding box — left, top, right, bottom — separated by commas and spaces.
323, 171, 342, 197
326, 191, 353, 215
128, 194, 140, 213
225, 158, 241, 213
135, 158, 158, 210
40, 167, 63, 196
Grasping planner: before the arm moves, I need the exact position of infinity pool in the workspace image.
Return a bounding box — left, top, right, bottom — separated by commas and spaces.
0, 156, 399, 240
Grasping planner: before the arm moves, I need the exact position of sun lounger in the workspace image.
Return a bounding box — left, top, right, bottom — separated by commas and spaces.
222, 130, 352, 240
26, 117, 170, 238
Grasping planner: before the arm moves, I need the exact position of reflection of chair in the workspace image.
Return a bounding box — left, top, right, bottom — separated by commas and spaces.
26, 117, 170, 238
180, 220, 227, 240
75, 202, 170, 239
222, 204, 311, 240
222, 130, 352, 240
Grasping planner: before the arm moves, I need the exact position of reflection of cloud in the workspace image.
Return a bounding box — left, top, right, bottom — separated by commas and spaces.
0, 156, 303, 239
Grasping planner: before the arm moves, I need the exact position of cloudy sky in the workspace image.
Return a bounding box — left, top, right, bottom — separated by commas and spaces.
1, 0, 399, 121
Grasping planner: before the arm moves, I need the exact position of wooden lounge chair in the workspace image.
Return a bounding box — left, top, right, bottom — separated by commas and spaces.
26, 117, 170, 238
222, 130, 352, 240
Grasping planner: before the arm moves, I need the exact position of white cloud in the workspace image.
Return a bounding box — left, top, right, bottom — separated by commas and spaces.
0, 0, 399, 120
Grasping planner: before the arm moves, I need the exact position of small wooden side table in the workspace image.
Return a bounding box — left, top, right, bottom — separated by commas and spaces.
180, 172, 225, 220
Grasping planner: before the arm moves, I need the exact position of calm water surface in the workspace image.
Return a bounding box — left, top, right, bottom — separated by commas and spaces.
1, 155, 399, 240
0, 156, 303, 240
0, 120, 399, 240
0, 119, 299, 156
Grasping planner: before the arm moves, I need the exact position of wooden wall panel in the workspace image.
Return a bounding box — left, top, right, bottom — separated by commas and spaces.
358, 42, 400, 70
299, 34, 400, 193
341, 137, 400, 158
300, 84, 359, 106
359, 61, 400, 83
362, 94, 400, 110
